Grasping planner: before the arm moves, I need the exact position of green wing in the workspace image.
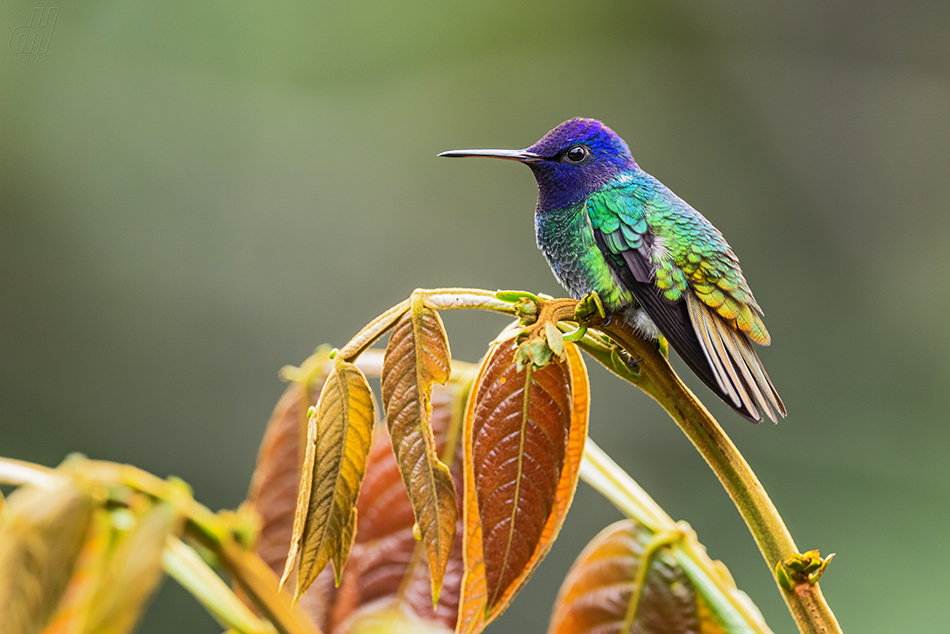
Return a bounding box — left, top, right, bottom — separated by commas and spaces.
587, 177, 785, 422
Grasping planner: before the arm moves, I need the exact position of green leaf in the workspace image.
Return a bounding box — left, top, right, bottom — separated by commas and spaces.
0, 477, 94, 634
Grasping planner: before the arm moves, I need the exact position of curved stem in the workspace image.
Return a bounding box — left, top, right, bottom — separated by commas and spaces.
579, 439, 672, 531
582, 439, 772, 634
594, 317, 841, 634
336, 288, 517, 363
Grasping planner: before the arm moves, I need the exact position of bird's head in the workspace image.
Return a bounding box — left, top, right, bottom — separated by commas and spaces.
440, 118, 637, 211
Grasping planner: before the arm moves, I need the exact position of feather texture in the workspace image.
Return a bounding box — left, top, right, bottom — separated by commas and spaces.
685, 293, 785, 422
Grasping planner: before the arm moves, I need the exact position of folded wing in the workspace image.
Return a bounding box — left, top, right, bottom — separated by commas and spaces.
587, 180, 786, 422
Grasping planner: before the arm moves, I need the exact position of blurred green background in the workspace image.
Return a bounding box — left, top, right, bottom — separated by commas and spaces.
2, 0, 949, 631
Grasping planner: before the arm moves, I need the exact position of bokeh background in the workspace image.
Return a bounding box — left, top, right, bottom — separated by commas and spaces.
2, 1, 949, 632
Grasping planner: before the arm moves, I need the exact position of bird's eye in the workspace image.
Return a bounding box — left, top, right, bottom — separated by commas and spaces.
565, 145, 589, 164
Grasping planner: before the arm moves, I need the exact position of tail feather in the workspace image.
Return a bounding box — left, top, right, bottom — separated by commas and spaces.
689, 295, 757, 418
626, 280, 763, 421
686, 293, 785, 422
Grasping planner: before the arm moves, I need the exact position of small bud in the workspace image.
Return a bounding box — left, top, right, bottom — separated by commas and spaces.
544, 321, 566, 360
776, 562, 794, 592
528, 337, 553, 368
515, 343, 531, 372
515, 298, 537, 315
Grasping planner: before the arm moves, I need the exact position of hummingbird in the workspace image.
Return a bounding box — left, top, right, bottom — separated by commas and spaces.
440, 118, 785, 422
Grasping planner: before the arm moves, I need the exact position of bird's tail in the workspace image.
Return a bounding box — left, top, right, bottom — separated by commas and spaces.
685, 293, 786, 423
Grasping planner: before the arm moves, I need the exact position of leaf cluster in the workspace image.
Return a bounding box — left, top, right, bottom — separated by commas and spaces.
266, 289, 776, 634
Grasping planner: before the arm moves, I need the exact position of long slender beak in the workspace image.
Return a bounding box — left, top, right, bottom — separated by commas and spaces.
437, 148, 542, 163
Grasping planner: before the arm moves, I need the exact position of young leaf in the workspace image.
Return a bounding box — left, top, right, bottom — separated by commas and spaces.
0, 477, 94, 634
281, 359, 375, 601
330, 380, 469, 633
84, 501, 182, 634
381, 302, 457, 604
549, 519, 749, 634
246, 352, 339, 624
458, 337, 590, 632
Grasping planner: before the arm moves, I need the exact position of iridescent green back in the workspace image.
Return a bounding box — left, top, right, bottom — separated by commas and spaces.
587, 173, 770, 345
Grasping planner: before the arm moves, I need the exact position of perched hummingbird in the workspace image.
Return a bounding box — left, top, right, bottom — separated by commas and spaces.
440, 118, 785, 422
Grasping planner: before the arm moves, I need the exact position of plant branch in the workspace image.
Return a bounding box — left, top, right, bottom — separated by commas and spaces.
588, 316, 842, 634
283, 287, 841, 633
163, 536, 275, 634
0, 457, 321, 634
582, 438, 772, 634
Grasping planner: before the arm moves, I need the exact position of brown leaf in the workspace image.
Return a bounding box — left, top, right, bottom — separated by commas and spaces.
381, 302, 457, 603
0, 477, 94, 634
249, 381, 324, 575
84, 501, 182, 634
548, 519, 700, 634
331, 380, 470, 633
458, 337, 590, 632
281, 359, 375, 601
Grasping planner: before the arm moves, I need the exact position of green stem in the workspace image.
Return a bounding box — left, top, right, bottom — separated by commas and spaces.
419, 287, 519, 313
163, 536, 275, 634
595, 318, 841, 634
336, 288, 516, 364
579, 439, 671, 531
621, 529, 682, 633
337, 299, 410, 361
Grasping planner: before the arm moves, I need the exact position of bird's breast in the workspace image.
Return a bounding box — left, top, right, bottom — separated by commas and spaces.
535, 203, 633, 310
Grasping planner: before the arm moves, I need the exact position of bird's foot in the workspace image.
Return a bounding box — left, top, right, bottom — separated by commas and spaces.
621, 351, 642, 369
573, 291, 606, 323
